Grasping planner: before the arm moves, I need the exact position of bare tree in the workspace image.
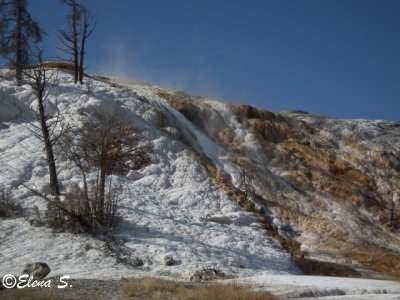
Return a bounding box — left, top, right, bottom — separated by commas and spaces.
58, 0, 79, 83
58, 0, 95, 84
0, 0, 42, 85
61, 108, 152, 229
78, 5, 95, 84
24, 53, 61, 196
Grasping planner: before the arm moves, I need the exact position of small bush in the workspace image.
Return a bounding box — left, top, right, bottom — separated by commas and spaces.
45, 181, 122, 234
0, 186, 22, 218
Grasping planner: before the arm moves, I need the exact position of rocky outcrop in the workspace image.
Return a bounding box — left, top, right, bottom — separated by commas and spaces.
22, 262, 51, 279
164, 255, 175, 266
189, 268, 225, 282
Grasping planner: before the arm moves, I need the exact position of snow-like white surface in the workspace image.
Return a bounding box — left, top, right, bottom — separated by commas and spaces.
233, 275, 400, 299
0, 71, 297, 280
1, 70, 400, 299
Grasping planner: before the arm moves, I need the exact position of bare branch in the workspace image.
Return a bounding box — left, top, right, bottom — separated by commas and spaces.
22, 184, 88, 227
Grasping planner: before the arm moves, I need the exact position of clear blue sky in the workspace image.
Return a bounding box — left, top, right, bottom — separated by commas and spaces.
25, 0, 400, 120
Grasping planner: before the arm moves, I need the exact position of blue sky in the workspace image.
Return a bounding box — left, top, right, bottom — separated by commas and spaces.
25, 0, 400, 120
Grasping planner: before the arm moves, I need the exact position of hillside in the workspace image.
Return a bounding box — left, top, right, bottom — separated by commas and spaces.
111, 76, 400, 275
1, 68, 400, 298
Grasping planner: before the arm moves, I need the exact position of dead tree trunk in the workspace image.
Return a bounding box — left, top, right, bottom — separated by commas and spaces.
14, 0, 23, 85
26, 57, 60, 196
78, 5, 95, 84
58, 0, 80, 84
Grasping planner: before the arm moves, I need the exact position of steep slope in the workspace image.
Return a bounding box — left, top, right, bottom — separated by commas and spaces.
1, 67, 400, 286
113, 77, 400, 277
0, 69, 297, 279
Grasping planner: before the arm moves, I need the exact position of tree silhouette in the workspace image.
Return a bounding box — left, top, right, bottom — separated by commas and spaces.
58, 0, 95, 84
24, 52, 61, 196
0, 0, 43, 85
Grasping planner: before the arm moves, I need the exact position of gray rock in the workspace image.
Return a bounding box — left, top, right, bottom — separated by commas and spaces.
130, 257, 144, 267
28, 218, 43, 227
189, 268, 225, 282
126, 170, 143, 181
22, 262, 51, 279
164, 255, 175, 266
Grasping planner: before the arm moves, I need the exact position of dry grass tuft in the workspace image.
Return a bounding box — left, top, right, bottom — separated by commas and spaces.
0, 288, 70, 300
123, 277, 278, 300
1, 278, 278, 300
39, 61, 75, 71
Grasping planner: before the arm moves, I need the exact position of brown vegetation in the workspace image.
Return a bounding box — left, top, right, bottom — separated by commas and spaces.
123, 277, 278, 300
0, 289, 69, 300
39, 61, 75, 71
0, 277, 279, 300
54, 108, 152, 233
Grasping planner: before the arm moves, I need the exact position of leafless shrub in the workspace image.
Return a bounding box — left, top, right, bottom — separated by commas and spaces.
44, 181, 122, 233
55, 107, 152, 233
0, 186, 22, 218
